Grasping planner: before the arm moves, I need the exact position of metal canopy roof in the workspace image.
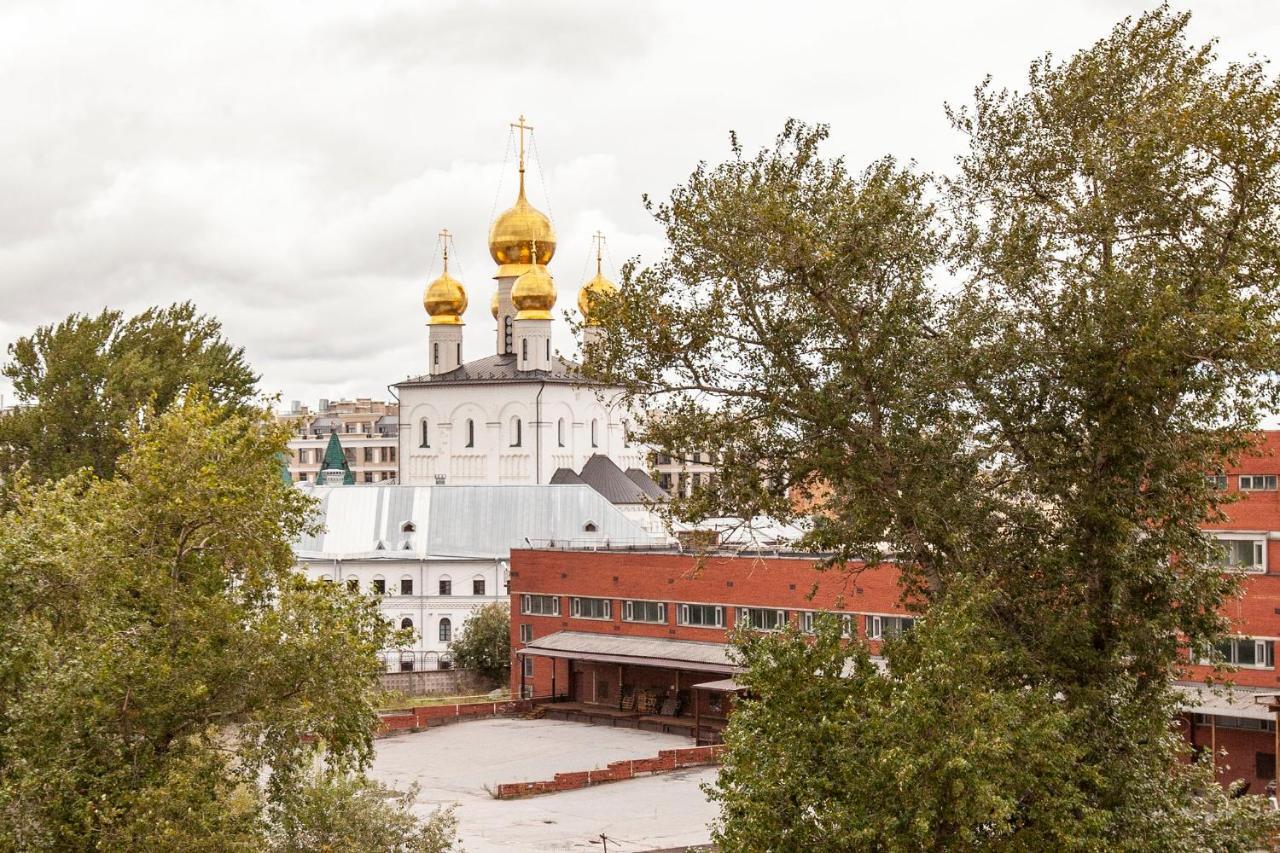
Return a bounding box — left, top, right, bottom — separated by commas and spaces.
518, 631, 740, 674
1175, 681, 1279, 721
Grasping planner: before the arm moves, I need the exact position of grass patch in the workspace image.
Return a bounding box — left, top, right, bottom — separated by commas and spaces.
377, 689, 510, 712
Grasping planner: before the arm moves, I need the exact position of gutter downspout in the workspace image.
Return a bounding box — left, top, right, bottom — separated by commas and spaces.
535, 380, 545, 484
387, 383, 401, 484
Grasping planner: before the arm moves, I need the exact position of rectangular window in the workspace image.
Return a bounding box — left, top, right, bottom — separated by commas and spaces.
387, 447, 396, 462
519, 624, 533, 643
372, 578, 386, 594
1206, 474, 1228, 490
571, 597, 612, 620
473, 578, 486, 596
677, 603, 724, 628
521, 594, 561, 616
1240, 474, 1278, 491
1215, 536, 1266, 573
865, 614, 916, 640
439, 579, 452, 596
1197, 638, 1276, 669
596, 678, 611, 702
622, 600, 666, 623
522, 656, 534, 677
738, 607, 787, 631
400, 578, 413, 596
363, 447, 374, 462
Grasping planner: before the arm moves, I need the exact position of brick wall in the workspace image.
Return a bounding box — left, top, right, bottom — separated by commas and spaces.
375, 699, 531, 736
493, 745, 726, 798
1183, 716, 1276, 795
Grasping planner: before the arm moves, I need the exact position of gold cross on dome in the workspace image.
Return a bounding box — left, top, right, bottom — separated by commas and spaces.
439, 228, 451, 270
511, 114, 533, 173
593, 231, 606, 274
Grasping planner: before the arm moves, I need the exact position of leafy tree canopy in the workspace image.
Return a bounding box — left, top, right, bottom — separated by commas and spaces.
0, 396, 455, 851
0, 302, 258, 490
586, 6, 1280, 848
448, 602, 512, 685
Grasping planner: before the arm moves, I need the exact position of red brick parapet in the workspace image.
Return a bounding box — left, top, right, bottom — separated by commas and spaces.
376, 699, 532, 736
493, 745, 725, 798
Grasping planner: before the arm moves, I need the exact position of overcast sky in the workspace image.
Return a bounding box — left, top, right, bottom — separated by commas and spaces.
1, 1, 1277, 410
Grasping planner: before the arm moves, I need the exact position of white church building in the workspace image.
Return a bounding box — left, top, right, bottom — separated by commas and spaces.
293, 117, 670, 670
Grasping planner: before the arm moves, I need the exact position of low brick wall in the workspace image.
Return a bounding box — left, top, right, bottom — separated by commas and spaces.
376, 699, 531, 736
494, 745, 725, 798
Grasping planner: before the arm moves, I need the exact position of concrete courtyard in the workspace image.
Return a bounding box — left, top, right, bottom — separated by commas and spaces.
370, 717, 719, 852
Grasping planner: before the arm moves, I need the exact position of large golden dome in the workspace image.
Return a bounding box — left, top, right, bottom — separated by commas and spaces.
489, 181, 556, 274
578, 271, 617, 326
512, 264, 556, 320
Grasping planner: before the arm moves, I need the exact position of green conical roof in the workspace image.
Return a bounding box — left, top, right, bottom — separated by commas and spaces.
318, 432, 355, 485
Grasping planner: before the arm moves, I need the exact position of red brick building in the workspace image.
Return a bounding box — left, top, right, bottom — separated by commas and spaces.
509, 432, 1280, 787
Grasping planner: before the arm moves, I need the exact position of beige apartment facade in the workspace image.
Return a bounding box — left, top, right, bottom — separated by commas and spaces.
279, 398, 400, 484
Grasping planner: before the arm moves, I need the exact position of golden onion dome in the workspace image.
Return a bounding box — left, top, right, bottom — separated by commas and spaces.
512, 264, 556, 320
423, 271, 467, 325
578, 272, 617, 326
489, 181, 556, 274
490, 290, 500, 319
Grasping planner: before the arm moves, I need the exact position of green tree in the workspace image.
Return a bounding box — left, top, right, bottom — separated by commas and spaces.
0, 397, 455, 851
586, 6, 1280, 849
0, 302, 258, 490
449, 602, 512, 684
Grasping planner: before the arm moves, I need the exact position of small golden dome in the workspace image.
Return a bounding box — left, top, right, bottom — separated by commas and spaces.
578, 272, 617, 326
512, 264, 556, 320
424, 270, 468, 324
490, 290, 500, 319
489, 182, 556, 272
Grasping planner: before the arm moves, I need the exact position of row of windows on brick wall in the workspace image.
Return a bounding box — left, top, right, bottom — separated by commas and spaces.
523, 595, 917, 639
1208, 473, 1279, 491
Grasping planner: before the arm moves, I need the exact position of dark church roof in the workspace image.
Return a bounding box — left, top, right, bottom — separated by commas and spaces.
550, 468, 587, 485
396, 353, 598, 388
579, 454, 650, 505
625, 468, 668, 501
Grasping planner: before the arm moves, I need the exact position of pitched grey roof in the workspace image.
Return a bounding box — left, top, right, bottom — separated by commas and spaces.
625, 467, 668, 500
293, 484, 662, 560
579, 454, 650, 505
518, 631, 739, 674
549, 468, 586, 485
395, 353, 598, 388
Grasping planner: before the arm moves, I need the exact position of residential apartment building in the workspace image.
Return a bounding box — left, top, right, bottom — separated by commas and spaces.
651, 450, 718, 498
279, 398, 399, 484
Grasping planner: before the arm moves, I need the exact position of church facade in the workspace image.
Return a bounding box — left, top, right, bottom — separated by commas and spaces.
395, 118, 644, 486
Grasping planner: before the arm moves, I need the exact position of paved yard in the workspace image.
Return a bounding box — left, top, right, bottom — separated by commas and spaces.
370, 717, 719, 852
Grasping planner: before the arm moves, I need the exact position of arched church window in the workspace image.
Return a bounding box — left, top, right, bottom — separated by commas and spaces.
439, 618, 452, 643
400, 617, 413, 630
456, 342, 461, 364
522, 338, 528, 363
420, 419, 429, 448
557, 418, 565, 447
466, 419, 475, 448
511, 417, 522, 447
546, 339, 550, 360
591, 419, 599, 448
432, 342, 439, 366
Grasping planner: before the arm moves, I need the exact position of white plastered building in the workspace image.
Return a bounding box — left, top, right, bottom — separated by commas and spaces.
295, 484, 663, 670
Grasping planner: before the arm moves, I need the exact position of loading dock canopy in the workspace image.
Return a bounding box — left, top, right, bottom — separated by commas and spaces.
1176, 681, 1278, 722
517, 631, 740, 675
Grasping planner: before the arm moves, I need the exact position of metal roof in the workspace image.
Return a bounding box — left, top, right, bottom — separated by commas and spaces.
395, 353, 598, 388
1175, 681, 1279, 721
579, 454, 651, 505
517, 630, 739, 673
293, 484, 662, 561
549, 468, 586, 485
625, 468, 669, 500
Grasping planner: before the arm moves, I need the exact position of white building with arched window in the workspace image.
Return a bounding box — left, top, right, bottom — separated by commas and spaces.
294, 483, 662, 670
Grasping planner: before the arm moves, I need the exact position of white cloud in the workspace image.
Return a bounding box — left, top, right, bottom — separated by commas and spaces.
0, 0, 1276, 409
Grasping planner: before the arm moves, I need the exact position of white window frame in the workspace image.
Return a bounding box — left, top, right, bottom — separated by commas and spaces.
520, 594, 561, 616
865, 614, 915, 640
677, 603, 724, 628
1197, 637, 1276, 669
519, 623, 533, 643
622, 600, 666, 623
522, 656, 534, 677
571, 597, 613, 620
738, 607, 787, 631
1214, 533, 1267, 574
1240, 474, 1278, 491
